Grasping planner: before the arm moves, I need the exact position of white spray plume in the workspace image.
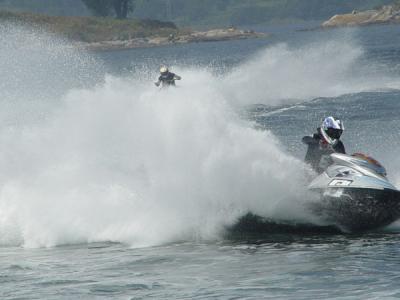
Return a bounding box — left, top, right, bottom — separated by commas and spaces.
1, 25, 398, 247
0, 75, 311, 247
222, 41, 400, 106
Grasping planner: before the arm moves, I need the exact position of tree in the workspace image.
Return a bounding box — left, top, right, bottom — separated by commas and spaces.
114, 0, 135, 19
81, 0, 135, 19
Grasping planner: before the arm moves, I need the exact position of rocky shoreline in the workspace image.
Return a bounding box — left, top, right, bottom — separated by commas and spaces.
322, 5, 400, 27
78, 28, 266, 51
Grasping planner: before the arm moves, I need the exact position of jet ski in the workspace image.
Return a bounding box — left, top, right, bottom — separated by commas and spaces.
308, 152, 400, 232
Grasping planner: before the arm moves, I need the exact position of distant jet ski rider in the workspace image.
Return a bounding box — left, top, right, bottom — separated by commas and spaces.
302, 116, 345, 173
154, 66, 181, 87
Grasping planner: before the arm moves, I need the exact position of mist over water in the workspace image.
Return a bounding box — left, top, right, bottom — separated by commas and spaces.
223, 39, 400, 106
0, 25, 399, 248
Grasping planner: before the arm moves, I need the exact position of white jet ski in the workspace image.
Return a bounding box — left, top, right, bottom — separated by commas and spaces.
308, 152, 400, 232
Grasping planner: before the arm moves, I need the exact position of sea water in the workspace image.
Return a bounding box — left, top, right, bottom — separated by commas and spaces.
1, 22, 400, 299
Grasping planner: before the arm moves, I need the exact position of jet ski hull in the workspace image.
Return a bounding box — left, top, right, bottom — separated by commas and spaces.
309, 187, 400, 232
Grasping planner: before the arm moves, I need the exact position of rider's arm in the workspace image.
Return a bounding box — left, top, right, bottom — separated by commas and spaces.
302, 136, 319, 145
303, 135, 323, 172
154, 76, 162, 86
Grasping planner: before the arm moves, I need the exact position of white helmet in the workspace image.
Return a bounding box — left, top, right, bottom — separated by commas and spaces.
160, 66, 168, 74
321, 116, 344, 144
322, 116, 344, 131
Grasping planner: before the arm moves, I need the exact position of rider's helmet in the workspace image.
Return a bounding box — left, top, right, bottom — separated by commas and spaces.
160, 66, 169, 74
321, 116, 344, 143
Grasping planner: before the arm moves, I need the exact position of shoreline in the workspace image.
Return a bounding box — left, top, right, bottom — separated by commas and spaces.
322, 4, 400, 28
0, 10, 266, 52
76, 28, 267, 51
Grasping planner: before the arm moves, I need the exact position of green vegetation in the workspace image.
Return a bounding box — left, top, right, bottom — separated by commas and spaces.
0, 10, 180, 42
0, 0, 397, 27
0, 0, 88, 16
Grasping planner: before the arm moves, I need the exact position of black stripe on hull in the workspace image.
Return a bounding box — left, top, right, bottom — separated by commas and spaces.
309, 187, 400, 232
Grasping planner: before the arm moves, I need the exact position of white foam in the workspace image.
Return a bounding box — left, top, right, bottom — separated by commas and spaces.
0, 25, 398, 247
0, 74, 313, 247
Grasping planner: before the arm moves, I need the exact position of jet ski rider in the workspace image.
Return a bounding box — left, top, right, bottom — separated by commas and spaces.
302, 116, 345, 173
154, 66, 181, 87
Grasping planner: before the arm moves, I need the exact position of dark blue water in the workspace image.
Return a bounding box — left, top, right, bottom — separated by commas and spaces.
2, 23, 400, 299
3, 235, 400, 299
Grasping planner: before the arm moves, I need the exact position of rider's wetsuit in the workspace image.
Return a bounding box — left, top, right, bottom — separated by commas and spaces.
302, 127, 346, 173
155, 72, 181, 87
